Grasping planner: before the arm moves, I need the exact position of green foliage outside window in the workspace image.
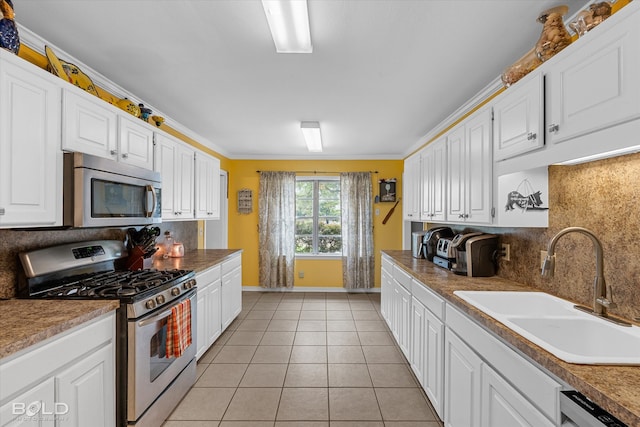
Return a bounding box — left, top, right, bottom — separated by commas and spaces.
295, 179, 341, 254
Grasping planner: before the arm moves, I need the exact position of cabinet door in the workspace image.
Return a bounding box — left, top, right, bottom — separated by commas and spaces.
397, 282, 412, 359
410, 297, 425, 385
62, 89, 118, 159
118, 115, 154, 170
420, 147, 434, 221
546, 8, 640, 146
402, 154, 420, 220
0, 54, 62, 228
175, 142, 195, 219
446, 125, 466, 222
423, 307, 444, 420
465, 108, 493, 224
208, 282, 222, 344
0, 377, 55, 427
154, 134, 178, 220
493, 72, 544, 161
481, 365, 554, 427
444, 328, 482, 427
56, 343, 115, 427
194, 152, 221, 219
431, 139, 447, 222
380, 264, 393, 327
196, 287, 208, 360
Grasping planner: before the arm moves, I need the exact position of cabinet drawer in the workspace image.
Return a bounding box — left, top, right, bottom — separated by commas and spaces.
197, 265, 221, 288
411, 280, 444, 320
381, 256, 393, 274
222, 254, 242, 276
445, 304, 561, 422
392, 265, 412, 291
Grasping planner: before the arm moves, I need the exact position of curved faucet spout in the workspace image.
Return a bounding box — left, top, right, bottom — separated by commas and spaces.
542, 227, 607, 316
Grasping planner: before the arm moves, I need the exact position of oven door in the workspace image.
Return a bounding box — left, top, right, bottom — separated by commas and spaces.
127, 290, 196, 422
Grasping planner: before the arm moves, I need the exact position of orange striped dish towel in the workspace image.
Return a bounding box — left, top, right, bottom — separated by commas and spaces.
165, 299, 192, 358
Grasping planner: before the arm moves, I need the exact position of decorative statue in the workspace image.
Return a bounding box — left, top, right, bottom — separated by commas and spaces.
0, 0, 20, 54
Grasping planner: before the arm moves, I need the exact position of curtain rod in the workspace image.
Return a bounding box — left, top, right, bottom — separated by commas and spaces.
256, 170, 378, 174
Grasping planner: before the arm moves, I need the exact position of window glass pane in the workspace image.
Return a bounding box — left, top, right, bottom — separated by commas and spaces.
296, 199, 313, 217
295, 236, 313, 253
295, 178, 341, 255
319, 236, 342, 253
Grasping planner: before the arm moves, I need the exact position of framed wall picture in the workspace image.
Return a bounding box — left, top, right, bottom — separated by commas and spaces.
379, 179, 397, 202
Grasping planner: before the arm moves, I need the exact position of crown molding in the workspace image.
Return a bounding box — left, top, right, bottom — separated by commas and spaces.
16, 23, 230, 159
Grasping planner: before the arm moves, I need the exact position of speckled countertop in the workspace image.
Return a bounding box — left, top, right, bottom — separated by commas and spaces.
0, 249, 241, 361
151, 249, 242, 273
382, 250, 640, 427
0, 299, 119, 360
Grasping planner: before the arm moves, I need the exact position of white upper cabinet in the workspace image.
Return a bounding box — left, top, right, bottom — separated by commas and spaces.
118, 115, 154, 169
194, 151, 221, 220
493, 71, 544, 161
62, 89, 117, 158
62, 86, 154, 170
0, 50, 62, 228
546, 4, 640, 147
447, 108, 493, 225
420, 137, 447, 222
402, 154, 421, 221
154, 133, 195, 220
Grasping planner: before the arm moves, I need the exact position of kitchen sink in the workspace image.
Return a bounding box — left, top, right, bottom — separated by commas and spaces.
454, 291, 640, 365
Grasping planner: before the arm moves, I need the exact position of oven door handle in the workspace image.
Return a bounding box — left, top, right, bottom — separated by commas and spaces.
137, 291, 195, 327
144, 185, 156, 218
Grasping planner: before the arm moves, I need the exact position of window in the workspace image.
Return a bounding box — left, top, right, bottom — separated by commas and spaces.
295, 177, 341, 255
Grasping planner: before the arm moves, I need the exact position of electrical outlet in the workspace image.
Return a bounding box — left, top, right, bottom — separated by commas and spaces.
298, 271, 304, 278
540, 250, 547, 269
375, 208, 380, 216
501, 243, 510, 261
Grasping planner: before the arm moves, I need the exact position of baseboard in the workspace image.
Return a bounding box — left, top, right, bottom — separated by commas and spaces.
242, 286, 380, 294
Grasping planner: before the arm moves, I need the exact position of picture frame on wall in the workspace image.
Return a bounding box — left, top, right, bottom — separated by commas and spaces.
379, 179, 397, 202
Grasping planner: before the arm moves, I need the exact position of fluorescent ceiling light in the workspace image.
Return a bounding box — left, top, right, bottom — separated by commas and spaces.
262, 0, 312, 53
554, 145, 640, 165
301, 121, 323, 152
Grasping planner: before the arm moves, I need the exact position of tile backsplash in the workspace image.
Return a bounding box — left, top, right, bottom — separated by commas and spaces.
450, 152, 640, 321
0, 221, 198, 299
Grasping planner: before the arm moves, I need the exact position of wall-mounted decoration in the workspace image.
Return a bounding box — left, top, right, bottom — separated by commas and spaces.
378, 178, 397, 202
497, 168, 549, 227
237, 188, 253, 214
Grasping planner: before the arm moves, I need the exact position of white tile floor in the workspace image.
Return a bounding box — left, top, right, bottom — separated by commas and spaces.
164, 291, 443, 427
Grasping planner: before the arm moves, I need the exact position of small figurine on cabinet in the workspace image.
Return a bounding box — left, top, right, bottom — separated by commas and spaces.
0, 0, 20, 54
138, 104, 152, 122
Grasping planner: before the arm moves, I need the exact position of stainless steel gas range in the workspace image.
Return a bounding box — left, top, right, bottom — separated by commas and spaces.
18, 240, 197, 427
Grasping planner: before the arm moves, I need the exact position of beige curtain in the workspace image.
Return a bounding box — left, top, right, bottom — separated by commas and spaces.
340, 172, 374, 290
258, 171, 296, 288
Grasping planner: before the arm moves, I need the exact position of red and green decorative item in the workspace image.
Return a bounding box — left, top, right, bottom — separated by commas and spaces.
0, 0, 19, 54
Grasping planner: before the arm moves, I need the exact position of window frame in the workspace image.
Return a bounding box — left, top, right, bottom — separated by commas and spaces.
295, 176, 342, 259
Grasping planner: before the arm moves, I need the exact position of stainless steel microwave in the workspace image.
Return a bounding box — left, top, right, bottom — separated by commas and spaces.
63, 152, 161, 228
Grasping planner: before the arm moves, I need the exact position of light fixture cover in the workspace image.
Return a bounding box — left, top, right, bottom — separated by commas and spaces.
262, 0, 312, 53
301, 121, 323, 152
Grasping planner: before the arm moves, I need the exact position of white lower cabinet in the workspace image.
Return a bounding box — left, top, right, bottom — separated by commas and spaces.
196, 265, 222, 360
444, 327, 482, 427
0, 312, 116, 427
381, 256, 563, 426
221, 254, 243, 330
410, 289, 444, 419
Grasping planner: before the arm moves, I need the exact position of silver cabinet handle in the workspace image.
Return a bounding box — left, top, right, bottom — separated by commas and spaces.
458, 214, 464, 219
0, 207, 5, 215
464, 214, 469, 219
110, 150, 118, 155
527, 132, 537, 140
548, 124, 559, 133
121, 153, 129, 159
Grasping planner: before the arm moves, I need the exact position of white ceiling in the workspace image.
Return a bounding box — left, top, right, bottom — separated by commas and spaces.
15, 0, 589, 160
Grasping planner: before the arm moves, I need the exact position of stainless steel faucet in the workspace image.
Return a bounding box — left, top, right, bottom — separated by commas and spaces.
541, 226, 631, 326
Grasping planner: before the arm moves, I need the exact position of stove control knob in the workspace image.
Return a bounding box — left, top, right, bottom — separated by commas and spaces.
156, 295, 165, 305
183, 280, 195, 290
171, 287, 180, 296
145, 299, 156, 310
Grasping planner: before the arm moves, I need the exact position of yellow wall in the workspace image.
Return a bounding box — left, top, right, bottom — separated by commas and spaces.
227, 159, 404, 288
